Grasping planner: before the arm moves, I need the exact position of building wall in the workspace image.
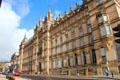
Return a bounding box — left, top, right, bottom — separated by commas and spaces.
19, 0, 120, 76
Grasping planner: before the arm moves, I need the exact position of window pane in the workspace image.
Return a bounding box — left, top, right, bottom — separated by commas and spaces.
99, 17, 103, 23
73, 42, 76, 49
74, 54, 78, 66
88, 27, 92, 33
60, 46, 63, 53
104, 16, 108, 22
79, 24, 82, 29
87, 19, 91, 24
116, 43, 120, 60
80, 31, 84, 36
90, 35, 94, 44
80, 39, 85, 46
92, 49, 97, 64
72, 27, 75, 32
100, 47, 106, 62
100, 47, 105, 56
106, 25, 111, 35
56, 58, 58, 68
61, 56, 64, 68
67, 56, 70, 67
66, 44, 69, 50
56, 47, 57, 54
72, 34, 76, 39
101, 26, 106, 36
81, 52, 86, 65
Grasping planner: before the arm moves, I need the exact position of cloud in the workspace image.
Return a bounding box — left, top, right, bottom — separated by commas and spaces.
54, 10, 61, 19
0, 1, 33, 62
5, 0, 30, 17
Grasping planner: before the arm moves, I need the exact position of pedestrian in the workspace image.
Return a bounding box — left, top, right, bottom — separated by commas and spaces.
111, 72, 114, 77
105, 69, 108, 76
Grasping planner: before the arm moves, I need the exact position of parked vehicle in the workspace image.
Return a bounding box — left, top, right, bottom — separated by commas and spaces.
13, 72, 21, 76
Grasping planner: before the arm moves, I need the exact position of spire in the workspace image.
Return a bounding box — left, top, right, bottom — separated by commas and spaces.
48, 8, 51, 13
48, 8, 51, 18
22, 34, 27, 43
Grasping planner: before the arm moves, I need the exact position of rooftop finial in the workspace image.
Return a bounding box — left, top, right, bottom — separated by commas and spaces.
22, 34, 27, 43
48, 8, 51, 14
76, 3, 80, 8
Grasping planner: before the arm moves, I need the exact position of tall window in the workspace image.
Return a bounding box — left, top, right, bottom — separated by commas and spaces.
100, 47, 106, 62
56, 47, 58, 54
72, 27, 75, 33
51, 60, 53, 69
78, 15, 80, 20
115, 43, 120, 60
87, 19, 91, 25
67, 56, 70, 67
91, 49, 97, 64
56, 58, 58, 68
106, 25, 111, 35
85, 11, 89, 16
80, 30, 84, 36
79, 24, 82, 29
89, 35, 94, 44
88, 27, 92, 33
81, 52, 87, 65
60, 35, 63, 44
73, 41, 76, 49
80, 39, 85, 46
74, 54, 78, 66
101, 26, 106, 36
66, 44, 69, 51
60, 46, 63, 53
72, 34, 76, 39
103, 16, 108, 22
66, 31, 69, 42
98, 17, 103, 23
61, 56, 64, 68
56, 37, 58, 46
99, 0, 103, 4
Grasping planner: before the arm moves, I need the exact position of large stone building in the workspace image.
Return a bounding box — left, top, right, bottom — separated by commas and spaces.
18, 0, 120, 76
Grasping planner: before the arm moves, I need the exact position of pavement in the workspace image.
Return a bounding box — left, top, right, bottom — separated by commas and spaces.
0, 74, 30, 80
15, 77, 31, 80
0, 74, 7, 80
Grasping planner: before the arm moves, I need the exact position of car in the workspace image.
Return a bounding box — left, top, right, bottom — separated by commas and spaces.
13, 72, 21, 76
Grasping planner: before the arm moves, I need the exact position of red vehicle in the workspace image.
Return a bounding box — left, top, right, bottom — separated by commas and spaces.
13, 72, 21, 76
